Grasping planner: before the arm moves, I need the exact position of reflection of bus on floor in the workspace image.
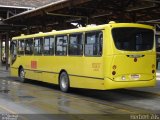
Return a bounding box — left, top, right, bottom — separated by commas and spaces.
10, 22, 156, 92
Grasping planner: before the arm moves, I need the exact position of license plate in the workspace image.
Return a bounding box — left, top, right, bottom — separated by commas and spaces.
131, 74, 140, 79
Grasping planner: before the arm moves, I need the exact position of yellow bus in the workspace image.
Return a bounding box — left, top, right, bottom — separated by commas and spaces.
10, 22, 156, 92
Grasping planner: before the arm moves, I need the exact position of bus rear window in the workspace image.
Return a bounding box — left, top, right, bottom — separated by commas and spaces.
112, 28, 154, 51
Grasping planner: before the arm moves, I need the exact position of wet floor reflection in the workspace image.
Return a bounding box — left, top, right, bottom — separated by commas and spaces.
0, 80, 10, 94
0, 78, 159, 116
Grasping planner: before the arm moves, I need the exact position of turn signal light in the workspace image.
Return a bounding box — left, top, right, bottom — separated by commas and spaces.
112, 65, 117, 70
152, 64, 155, 69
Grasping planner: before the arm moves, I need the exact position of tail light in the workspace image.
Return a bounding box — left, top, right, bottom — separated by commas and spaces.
112, 71, 116, 75
152, 70, 155, 74
134, 58, 137, 62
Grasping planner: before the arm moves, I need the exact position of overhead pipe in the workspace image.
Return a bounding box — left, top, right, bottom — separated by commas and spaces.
46, 12, 89, 24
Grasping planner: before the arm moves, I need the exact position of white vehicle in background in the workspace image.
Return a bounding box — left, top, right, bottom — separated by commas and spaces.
1, 41, 10, 65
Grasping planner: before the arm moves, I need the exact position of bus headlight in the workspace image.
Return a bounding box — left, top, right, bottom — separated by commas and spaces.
121, 76, 126, 80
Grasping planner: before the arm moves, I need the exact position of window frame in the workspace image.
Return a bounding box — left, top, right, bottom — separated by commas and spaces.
55, 35, 68, 56
112, 27, 154, 51
43, 36, 55, 56
25, 38, 34, 55
68, 33, 83, 56
18, 39, 25, 55
84, 30, 103, 57
34, 37, 44, 56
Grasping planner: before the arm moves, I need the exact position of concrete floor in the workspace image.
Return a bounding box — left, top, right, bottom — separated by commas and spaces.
0, 66, 160, 120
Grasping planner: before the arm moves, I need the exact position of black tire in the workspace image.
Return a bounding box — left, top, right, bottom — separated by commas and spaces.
59, 72, 70, 92
19, 68, 26, 82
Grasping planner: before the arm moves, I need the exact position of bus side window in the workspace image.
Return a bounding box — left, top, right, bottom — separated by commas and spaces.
85, 31, 103, 56
50, 37, 55, 55
69, 33, 83, 56
34, 37, 43, 55
55, 35, 68, 56
25, 38, 33, 55
18, 40, 25, 55
44, 37, 50, 55
44, 36, 55, 55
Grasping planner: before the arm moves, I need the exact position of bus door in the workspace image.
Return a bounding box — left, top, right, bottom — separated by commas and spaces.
10, 41, 17, 65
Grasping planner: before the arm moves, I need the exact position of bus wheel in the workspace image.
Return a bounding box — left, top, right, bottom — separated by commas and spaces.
59, 72, 70, 92
19, 68, 25, 82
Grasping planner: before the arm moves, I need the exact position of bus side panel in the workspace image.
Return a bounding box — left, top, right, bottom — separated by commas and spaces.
20, 56, 37, 80
10, 56, 25, 77
25, 70, 37, 80
65, 56, 104, 89
34, 56, 104, 86
10, 68, 18, 77
69, 76, 105, 90
34, 56, 58, 84
42, 72, 58, 84
37, 56, 105, 89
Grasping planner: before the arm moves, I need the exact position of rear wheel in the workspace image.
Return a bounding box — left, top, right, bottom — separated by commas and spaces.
19, 68, 26, 82
59, 72, 70, 92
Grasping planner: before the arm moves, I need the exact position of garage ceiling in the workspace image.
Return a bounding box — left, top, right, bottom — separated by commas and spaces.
2, 0, 160, 34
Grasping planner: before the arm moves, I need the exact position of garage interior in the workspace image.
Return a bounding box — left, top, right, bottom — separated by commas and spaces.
0, 0, 160, 70
0, 1, 160, 118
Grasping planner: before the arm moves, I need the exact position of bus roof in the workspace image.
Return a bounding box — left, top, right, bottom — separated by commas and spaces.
12, 23, 154, 40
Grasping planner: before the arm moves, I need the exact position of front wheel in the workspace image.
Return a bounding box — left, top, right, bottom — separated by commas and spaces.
59, 72, 70, 92
19, 68, 26, 82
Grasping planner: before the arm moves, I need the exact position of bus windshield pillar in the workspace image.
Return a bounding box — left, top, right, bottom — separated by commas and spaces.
5, 33, 9, 70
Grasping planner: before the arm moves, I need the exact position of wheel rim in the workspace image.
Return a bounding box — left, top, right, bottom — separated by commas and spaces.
20, 70, 25, 80
61, 75, 68, 89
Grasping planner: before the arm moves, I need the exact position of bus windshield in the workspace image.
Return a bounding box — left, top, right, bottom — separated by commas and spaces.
112, 27, 154, 51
